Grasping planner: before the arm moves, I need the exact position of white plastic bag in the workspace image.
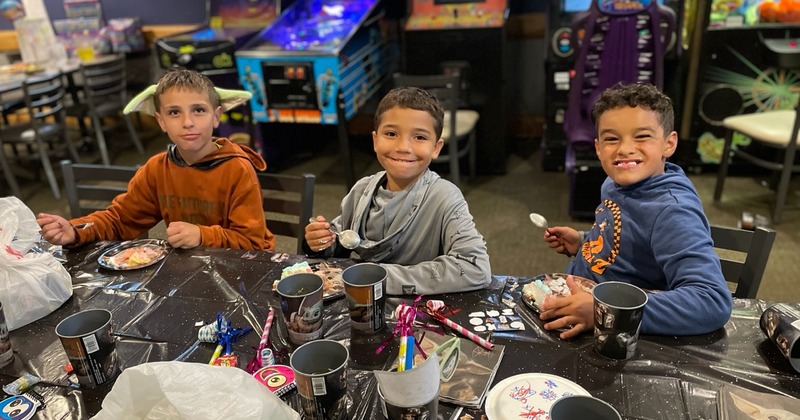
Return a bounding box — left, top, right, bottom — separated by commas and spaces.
0, 197, 72, 331
91, 362, 301, 420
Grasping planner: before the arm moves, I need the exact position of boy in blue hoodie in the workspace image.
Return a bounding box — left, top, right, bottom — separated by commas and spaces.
541, 83, 732, 338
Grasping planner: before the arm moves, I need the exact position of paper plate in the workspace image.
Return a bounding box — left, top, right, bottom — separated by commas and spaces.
98, 239, 169, 270
485, 373, 591, 420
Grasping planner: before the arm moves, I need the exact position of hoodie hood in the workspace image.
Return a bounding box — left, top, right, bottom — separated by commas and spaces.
167, 138, 267, 171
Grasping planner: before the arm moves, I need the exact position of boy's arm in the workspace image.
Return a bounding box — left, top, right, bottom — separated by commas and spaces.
383, 197, 492, 295
640, 206, 733, 335
69, 166, 161, 245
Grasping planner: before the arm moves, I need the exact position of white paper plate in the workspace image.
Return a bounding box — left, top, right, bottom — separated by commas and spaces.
485, 373, 590, 420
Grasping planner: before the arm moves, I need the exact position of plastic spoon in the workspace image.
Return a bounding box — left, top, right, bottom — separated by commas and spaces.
309, 218, 362, 249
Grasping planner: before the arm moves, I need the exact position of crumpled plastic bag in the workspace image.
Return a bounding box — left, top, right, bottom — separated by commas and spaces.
0, 196, 72, 330
91, 362, 301, 420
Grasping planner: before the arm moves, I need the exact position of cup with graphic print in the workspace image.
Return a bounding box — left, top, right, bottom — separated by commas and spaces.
0, 302, 14, 367
55, 309, 120, 387
592, 281, 648, 360
276, 273, 324, 345
290, 339, 349, 420
342, 263, 387, 333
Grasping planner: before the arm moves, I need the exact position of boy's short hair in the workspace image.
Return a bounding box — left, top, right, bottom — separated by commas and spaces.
592, 83, 674, 134
153, 68, 221, 111
374, 86, 445, 140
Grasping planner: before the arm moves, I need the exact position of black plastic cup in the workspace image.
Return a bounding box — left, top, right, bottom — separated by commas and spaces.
276, 273, 324, 345
55, 309, 120, 387
0, 302, 13, 367
342, 263, 387, 333
290, 339, 349, 420
550, 395, 622, 420
592, 281, 648, 360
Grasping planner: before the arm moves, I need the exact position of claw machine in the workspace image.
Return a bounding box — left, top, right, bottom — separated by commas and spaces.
235, 0, 389, 187
155, 0, 281, 145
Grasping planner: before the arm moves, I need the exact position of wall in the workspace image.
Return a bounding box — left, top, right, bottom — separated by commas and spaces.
0, 0, 206, 30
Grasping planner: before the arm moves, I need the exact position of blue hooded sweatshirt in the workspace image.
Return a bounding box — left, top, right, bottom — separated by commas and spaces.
567, 162, 733, 336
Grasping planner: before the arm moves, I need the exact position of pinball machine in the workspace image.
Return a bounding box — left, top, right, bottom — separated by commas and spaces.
235, 0, 389, 186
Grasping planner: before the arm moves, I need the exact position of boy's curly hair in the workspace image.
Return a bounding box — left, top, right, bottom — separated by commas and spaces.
153, 68, 220, 111
593, 83, 674, 134
374, 86, 445, 140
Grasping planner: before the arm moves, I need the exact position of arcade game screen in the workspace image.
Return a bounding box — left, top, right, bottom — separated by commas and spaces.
246, 0, 374, 52
212, 0, 278, 27
406, 0, 507, 29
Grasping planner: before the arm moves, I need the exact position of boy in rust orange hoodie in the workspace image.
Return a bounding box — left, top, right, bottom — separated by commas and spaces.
38, 69, 274, 251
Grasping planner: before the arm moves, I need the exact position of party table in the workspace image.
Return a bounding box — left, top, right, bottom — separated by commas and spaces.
1, 243, 799, 419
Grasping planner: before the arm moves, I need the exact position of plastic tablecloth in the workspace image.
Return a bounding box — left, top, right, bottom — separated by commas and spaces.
1, 242, 798, 419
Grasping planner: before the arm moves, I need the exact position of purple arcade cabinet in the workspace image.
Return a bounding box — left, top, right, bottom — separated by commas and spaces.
563, 0, 675, 219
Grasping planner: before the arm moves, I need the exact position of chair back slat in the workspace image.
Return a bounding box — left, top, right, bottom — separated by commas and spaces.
391, 71, 478, 186
257, 172, 315, 254
80, 55, 128, 105
23, 73, 66, 122
392, 73, 460, 142
710, 224, 776, 299
61, 160, 139, 218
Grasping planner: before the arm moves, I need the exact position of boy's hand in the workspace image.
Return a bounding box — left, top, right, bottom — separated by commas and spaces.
37, 213, 77, 246
544, 226, 581, 257
539, 276, 594, 339
305, 215, 336, 252
166, 222, 201, 249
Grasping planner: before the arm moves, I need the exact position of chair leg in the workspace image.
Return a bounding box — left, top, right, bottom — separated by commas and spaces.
713, 129, 734, 201
92, 115, 111, 166
124, 114, 146, 155
0, 145, 21, 198
449, 140, 460, 187
63, 125, 81, 164
468, 131, 477, 181
772, 147, 796, 225
37, 141, 61, 199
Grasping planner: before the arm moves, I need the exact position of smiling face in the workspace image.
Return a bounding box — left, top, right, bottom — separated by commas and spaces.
594, 106, 677, 187
154, 87, 221, 165
373, 106, 444, 191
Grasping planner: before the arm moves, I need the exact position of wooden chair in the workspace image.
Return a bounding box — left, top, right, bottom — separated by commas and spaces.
0, 72, 80, 199
61, 159, 139, 218
710, 224, 776, 299
69, 54, 145, 166
392, 72, 478, 187
257, 172, 315, 254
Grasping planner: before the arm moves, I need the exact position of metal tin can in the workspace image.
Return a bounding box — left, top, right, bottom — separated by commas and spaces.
0, 302, 14, 367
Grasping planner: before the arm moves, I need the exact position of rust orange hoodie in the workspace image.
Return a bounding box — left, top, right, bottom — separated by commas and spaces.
71, 138, 275, 251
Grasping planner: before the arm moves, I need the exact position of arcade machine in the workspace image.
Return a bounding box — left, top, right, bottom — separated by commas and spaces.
560, 0, 677, 219
541, 0, 683, 172
678, 0, 800, 173
403, 0, 509, 174
155, 0, 280, 145
235, 0, 388, 187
